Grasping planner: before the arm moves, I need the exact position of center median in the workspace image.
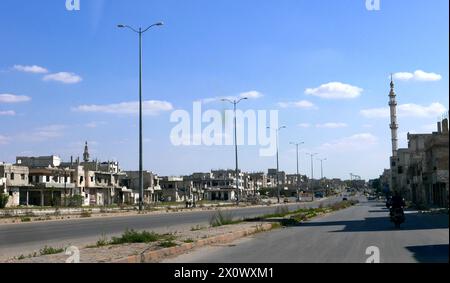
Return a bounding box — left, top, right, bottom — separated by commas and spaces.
7, 199, 359, 263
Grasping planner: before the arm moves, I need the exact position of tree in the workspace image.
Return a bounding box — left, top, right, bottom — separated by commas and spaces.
0, 193, 9, 209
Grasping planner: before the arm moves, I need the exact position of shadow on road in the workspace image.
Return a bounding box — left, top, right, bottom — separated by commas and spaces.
405, 244, 449, 263
367, 210, 389, 213
297, 212, 449, 232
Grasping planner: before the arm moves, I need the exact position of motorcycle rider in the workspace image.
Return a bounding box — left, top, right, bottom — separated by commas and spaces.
389, 191, 406, 217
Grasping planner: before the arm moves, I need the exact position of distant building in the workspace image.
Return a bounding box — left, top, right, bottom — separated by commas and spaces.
121, 171, 161, 204
159, 176, 194, 203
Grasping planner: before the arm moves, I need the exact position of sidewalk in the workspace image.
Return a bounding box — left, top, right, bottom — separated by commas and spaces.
7, 221, 276, 263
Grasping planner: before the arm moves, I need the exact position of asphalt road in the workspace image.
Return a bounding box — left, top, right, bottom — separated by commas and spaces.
0, 197, 342, 261
164, 199, 449, 263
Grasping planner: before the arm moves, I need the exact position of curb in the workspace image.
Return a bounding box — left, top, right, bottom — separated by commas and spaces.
112, 223, 274, 263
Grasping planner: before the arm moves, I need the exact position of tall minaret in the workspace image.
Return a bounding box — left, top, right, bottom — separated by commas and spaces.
83, 141, 90, 162
389, 75, 398, 157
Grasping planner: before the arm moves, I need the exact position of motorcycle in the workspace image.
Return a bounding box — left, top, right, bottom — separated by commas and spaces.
390, 207, 405, 229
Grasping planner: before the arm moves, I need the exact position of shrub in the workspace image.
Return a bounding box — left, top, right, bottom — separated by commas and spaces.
159, 241, 178, 248
0, 194, 9, 209
67, 195, 84, 207
96, 234, 109, 247
40, 246, 64, 256
291, 213, 308, 222
183, 238, 195, 243
110, 229, 172, 245
80, 210, 91, 218
20, 217, 31, 222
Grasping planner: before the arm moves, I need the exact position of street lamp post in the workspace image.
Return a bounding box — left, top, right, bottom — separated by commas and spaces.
306, 153, 318, 201
118, 22, 164, 211
222, 97, 248, 206
290, 142, 304, 202
317, 158, 327, 180
268, 126, 287, 203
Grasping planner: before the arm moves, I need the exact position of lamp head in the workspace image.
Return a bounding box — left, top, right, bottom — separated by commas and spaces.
117, 24, 125, 28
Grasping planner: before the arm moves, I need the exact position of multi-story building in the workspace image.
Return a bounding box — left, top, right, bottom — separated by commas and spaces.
159, 176, 194, 203
28, 167, 76, 206
381, 115, 449, 208
0, 163, 31, 207
245, 172, 267, 196
405, 133, 432, 204
423, 118, 449, 207
267, 169, 286, 188
121, 171, 161, 204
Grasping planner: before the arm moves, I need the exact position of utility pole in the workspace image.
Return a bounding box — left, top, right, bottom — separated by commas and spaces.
306, 153, 318, 201
291, 142, 304, 202
268, 126, 287, 203
222, 97, 248, 205
317, 158, 327, 180
118, 22, 164, 211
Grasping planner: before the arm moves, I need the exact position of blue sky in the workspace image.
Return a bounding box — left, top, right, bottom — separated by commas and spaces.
0, 0, 448, 180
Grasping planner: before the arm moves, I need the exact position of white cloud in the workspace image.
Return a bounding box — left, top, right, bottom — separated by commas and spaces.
73, 100, 174, 116
85, 121, 107, 128
392, 72, 414, 81
0, 135, 10, 145
13, 65, 48, 74
320, 133, 378, 151
298, 123, 312, 128
43, 72, 82, 84
316, 122, 348, 129
240, 91, 263, 99
0, 110, 16, 116
305, 82, 363, 99
393, 70, 442, 82
200, 91, 263, 104
399, 103, 447, 117
278, 100, 316, 109
0, 94, 32, 104
360, 107, 390, 118
361, 103, 447, 118
19, 125, 67, 142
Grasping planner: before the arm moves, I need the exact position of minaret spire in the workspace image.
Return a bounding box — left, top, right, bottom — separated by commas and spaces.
389, 75, 399, 157
83, 141, 90, 162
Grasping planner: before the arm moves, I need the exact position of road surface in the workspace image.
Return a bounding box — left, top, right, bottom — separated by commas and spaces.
0, 197, 341, 261
164, 199, 449, 263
